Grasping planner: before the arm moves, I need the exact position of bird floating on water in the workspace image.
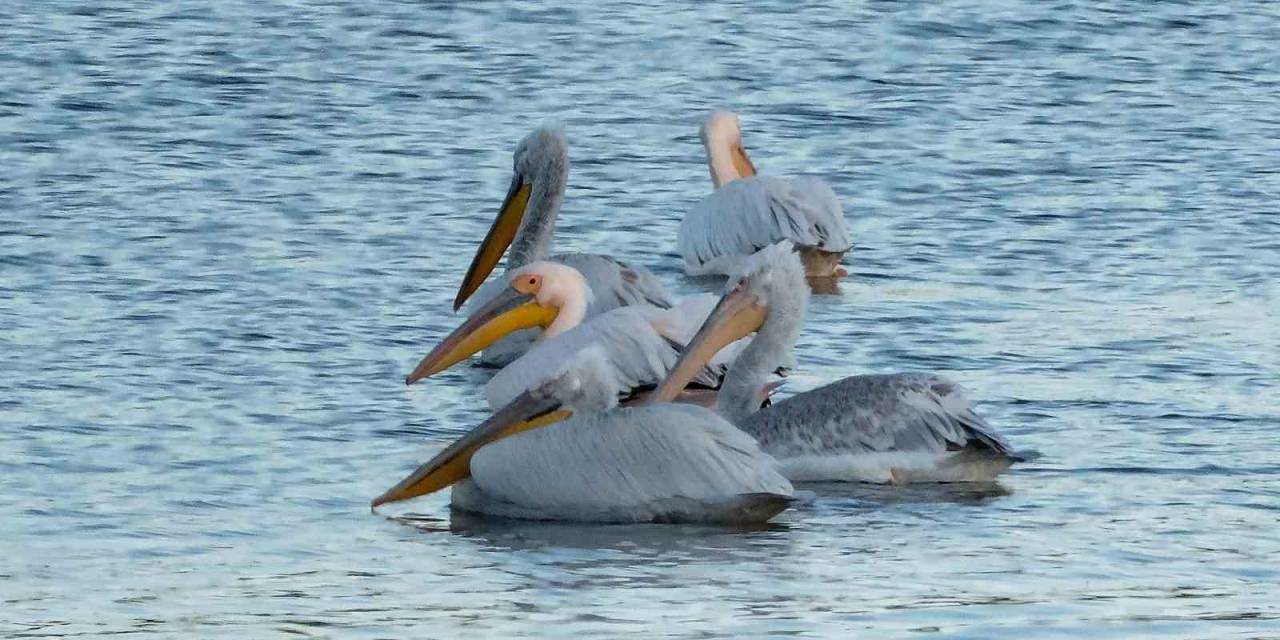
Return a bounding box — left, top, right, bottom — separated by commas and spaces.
680, 110, 853, 282
653, 242, 1018, 484
377, 347, 794, 524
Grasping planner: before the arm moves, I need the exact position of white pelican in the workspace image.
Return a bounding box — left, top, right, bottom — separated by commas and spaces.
454, 127, 670, 366
375, 347, 794, 524
652, 242, 1018, 484
406, 261, 778, 409
680, 111, 853, 279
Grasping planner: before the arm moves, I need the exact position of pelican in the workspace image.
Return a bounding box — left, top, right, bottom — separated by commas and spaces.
680, 110, 853, 279
652, 242, 1018, 484
375, 347, 794, 524
406, 260, 778, 409
455, 127, 670, 366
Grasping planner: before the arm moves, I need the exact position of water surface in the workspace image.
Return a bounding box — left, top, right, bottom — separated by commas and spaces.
3, 1, 1279, 637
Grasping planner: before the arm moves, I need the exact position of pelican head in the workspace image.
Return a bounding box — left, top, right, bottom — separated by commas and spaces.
650, 242, 806, 404
406, 261, 592, 385
454, 126, 569, 311
374, 347, 619, 507
700, 110, 757, 188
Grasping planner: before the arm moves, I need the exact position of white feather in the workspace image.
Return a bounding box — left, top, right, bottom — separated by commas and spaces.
483, 305, 726, 409
777, 450, 1013, 484
680, 176, 852, 276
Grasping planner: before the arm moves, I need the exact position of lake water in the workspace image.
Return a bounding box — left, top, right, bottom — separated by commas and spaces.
3, 1, 1278, 637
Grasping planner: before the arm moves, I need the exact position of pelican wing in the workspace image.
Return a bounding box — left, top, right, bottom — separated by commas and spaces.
680, 176, 852, 276
458, 404, 793, 523
741, 373, 1011, 458
554, 253, 672, 311
483, 306, 724, 409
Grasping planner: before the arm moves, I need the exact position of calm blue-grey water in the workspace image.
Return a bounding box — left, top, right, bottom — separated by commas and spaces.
3, 1, 1279, 637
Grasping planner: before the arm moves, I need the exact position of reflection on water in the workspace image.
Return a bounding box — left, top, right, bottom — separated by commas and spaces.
805, 275, 844, 296
797, 481, 1013, 506
394, 510, 789, 554
5, 0, 1279, 637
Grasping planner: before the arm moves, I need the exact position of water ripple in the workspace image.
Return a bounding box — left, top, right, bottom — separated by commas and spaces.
4, 0, 1279, 637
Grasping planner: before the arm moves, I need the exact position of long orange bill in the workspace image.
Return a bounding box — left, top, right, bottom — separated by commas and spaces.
406, 287, 557, 385
647, 284, 767, 404
371, 391, 570, 507
453, 175, 532, 311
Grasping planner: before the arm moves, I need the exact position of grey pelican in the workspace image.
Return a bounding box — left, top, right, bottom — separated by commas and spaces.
406, 261, 777, 409
454, 127, 669, 366
653, 242, 1018, 483
375, 347, 794, 524
680, 111, 853, 279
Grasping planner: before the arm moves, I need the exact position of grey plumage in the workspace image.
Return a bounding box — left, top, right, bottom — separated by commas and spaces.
506, 128, 568, 267
741, 373, 1012, 458
705, 242, 1017, 483
714, 242, 810, 424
